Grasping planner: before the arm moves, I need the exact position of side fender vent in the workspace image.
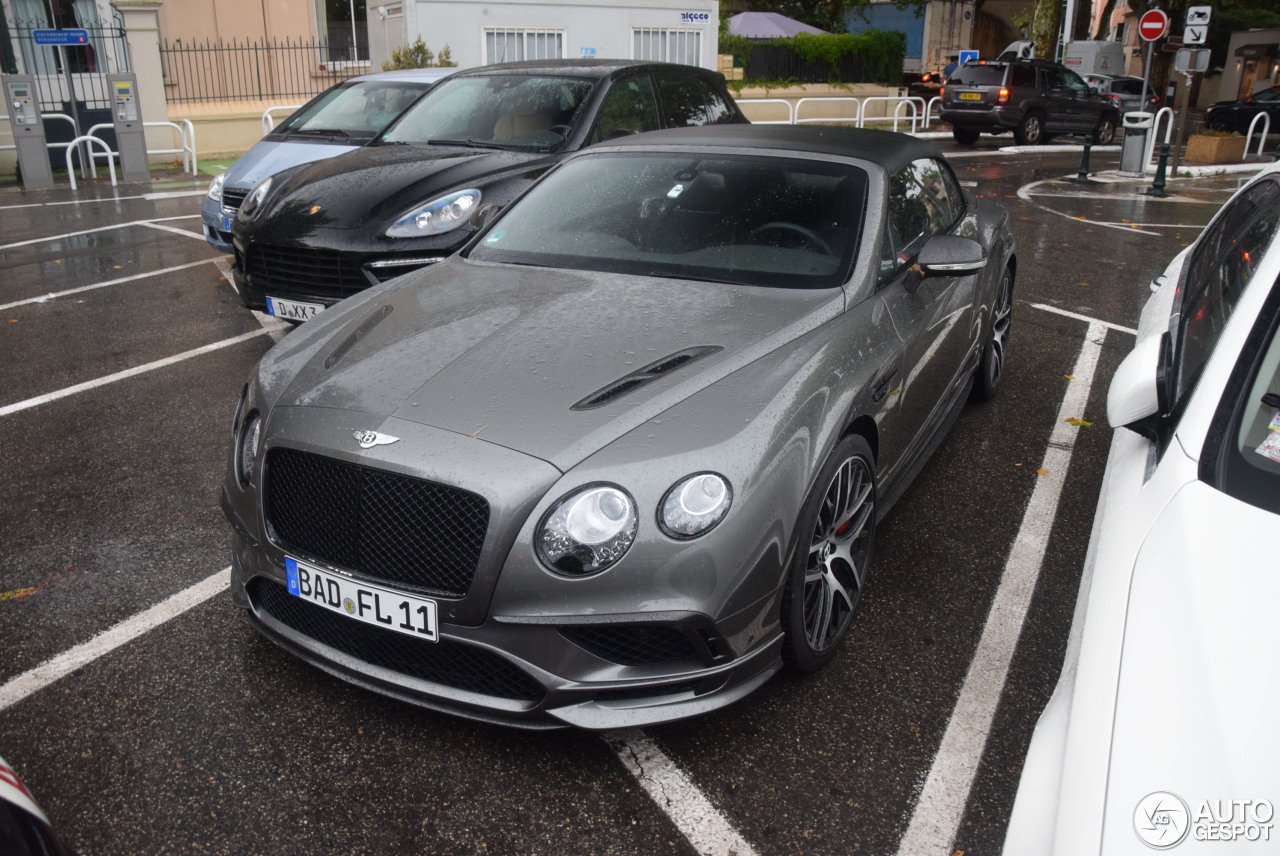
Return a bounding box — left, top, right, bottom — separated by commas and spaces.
571, 345, 723, 411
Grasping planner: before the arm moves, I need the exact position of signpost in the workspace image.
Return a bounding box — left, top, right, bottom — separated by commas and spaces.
1136, 9, 1168, 121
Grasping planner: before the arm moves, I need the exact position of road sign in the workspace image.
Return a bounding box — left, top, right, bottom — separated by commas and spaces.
32, 28, 88, 46
1183, 25, 1208, 45
1174, 48, 1210, 72
1138, 9, 1169, 42
1186, 6, 1212, 25
959, 49, 979, 65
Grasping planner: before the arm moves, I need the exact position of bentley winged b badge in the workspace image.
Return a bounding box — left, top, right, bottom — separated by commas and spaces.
352, 429, 400, 449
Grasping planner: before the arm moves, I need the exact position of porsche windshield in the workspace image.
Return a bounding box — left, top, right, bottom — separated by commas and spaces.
381, 74, 595, 150
467, 152, 868, 289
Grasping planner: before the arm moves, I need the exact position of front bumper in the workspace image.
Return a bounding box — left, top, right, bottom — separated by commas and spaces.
227, 525, 783, 730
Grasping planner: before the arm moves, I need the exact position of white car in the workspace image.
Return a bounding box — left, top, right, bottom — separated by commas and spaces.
1005, 163, 1280, 853
1, 753, 73, 855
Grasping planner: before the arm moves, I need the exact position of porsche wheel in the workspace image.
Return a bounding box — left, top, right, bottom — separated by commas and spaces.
972, 266, 1013, 402
781, 435, 876, 673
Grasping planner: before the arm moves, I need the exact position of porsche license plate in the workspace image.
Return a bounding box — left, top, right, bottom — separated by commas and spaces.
959, 92, 982, 101
285, 557, 439, 642
266, 296, 324, 321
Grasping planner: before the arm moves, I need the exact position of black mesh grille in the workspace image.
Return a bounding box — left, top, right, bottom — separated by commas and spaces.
251, 578, 544, 702
222, 188, 249, 211
264, 448, 489, 597
560, 625, 700, 666
245, 244, 371, 300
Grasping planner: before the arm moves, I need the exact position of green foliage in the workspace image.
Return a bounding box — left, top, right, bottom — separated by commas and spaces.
381, 37, 457, 71
722, 30, 905, 86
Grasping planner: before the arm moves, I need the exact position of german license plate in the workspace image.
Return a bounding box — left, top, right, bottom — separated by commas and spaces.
266, 296, 324, 321
959, 92, 982, 101
285, 556, 439, 642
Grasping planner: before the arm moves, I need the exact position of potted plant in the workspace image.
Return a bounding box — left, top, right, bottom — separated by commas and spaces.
1185, 129, 1248, 164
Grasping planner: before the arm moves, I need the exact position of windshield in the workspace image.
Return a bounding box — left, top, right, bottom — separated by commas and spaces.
381, 74, 596, 151
467, 152, 868, 289
275, 80, 432, 139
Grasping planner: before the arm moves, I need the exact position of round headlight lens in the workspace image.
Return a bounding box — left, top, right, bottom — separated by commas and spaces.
659, 473, 732, 538
206, 172, 226, 202
237, 411, 261, 486
238, 177, 272, 222
537, 485, 638, 576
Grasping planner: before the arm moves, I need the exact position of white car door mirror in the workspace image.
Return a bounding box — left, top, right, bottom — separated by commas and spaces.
1108, 331, 1172, 432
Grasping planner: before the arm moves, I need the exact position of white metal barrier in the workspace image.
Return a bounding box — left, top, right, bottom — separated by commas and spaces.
1145, 107, 1176, 169
261, 105, 301, 134
859, 97, 920, 134
1245, 113, 1272, 157
794, 97, 861, 126
86, 119, 198, 176
64, 135, 116, 190
734, 98, 796, 125
922, 97, 942, 129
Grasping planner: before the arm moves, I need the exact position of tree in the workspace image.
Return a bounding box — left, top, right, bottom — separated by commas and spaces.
381, 37, 458, 71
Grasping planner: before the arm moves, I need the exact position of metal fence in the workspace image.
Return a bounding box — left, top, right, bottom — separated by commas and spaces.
9, 22, 131, 109
159, 37, 371, 104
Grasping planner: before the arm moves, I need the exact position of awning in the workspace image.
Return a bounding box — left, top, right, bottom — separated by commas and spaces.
1235, 43, 1278, 59
727, 12, 826, 39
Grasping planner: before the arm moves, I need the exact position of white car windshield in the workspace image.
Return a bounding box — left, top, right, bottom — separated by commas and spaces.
381, 74, 595, 151
467, 152, 868, 289
275, 80, 431, 139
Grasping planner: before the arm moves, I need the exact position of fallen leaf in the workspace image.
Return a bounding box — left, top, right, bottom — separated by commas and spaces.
1036, 468, 1049, 475
1015, 462, 1024, 467
1065, 418, 1094, 427
1064, 374, 1075, 379
113, 265, 122, 269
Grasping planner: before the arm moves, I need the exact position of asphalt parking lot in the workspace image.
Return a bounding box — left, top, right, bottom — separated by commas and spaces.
0, 146, 1258, 855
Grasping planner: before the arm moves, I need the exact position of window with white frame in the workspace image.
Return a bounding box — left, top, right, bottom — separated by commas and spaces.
484, 28, 565, 64
633, 28, 702, 66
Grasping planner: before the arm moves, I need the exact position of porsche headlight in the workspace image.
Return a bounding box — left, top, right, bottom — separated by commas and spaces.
237, 411, 262, 486
237, 177, 272, 222
659, 473, 732, 538
386, 189, 481, 238
206, 172, 225, 203
537, 485, 638, 576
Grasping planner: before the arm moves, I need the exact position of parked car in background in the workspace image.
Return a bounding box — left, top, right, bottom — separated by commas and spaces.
220, 125, 1016, 729
1204, 84, 1280, 135
1, 754, 74, 856
1082, 73, 1160, 115
1005, 162, 1280, 854
201, 68, 454, 253
941, 58, 1119, 146
229, 59, 747, 322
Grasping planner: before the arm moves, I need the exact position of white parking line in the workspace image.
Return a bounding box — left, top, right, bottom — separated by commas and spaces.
0, 189, 205, 211
0, 258, 217, 312
1031, 302, 1137, 335
0, 215, 201, 251
141, 221, 207, 240
0, 569, 230, 713
604, 730, 759, 856
895, 322, 1108, 856
0, 328, 280, 418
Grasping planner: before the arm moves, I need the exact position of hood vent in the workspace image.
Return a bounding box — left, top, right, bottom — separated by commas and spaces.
571, 345, 723, 411
324, 305, 393, 369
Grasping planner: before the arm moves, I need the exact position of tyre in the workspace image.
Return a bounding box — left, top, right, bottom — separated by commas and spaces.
972, 266, 1013, 402
1013, 112, 1044, 145
781, 434, 876, 673
1093, 115, 1117, 145
952, 127, 980, 146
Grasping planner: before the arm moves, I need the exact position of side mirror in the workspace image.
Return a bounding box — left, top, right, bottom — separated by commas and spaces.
1107, 331, 1173, 438
917, 234, 987, 277
469, 202, 503, 230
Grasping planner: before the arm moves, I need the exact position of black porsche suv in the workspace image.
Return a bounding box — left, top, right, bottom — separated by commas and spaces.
941, 58, 1120, 147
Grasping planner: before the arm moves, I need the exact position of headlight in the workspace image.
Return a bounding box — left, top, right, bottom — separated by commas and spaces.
237, 411, 262, 486
659, 473, 732, 538
206, 172, 225, 202
537, 485, 637, 576
386, 189, 481, 238
237, 178, 272, 222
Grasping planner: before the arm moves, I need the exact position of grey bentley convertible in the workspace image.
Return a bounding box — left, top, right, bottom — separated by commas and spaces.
220, 125, 1016, 729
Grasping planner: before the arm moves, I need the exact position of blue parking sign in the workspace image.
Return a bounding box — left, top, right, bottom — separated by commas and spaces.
959, 49, 979, 64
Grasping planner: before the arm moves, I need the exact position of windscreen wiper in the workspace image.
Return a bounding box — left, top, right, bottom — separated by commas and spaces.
426, 138, 517, 150
287, 128, 352, 138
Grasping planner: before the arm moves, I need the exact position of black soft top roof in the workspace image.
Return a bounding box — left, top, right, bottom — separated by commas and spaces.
592, 124, 943, 174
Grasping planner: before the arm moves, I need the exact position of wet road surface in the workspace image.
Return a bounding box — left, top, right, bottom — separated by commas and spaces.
0, 150, 1252, 855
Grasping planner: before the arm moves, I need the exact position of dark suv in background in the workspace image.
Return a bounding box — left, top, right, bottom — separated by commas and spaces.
941, 58, 1120, 146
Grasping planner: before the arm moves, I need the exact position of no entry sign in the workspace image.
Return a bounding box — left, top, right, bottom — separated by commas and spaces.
1138, 9, 1169, 41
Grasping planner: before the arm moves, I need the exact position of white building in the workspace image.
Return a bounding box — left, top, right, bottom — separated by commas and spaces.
367, 0, 720, 72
